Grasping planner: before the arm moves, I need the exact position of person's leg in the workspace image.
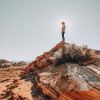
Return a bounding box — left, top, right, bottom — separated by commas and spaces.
63, 33, 65, 41
62, 33, 63, 41
62, 33, 65, 41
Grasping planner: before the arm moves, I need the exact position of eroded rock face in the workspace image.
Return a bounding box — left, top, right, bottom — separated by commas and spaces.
1, 42, 100, 100
37, 63, 100, 100
22, 41, 64, 71
22, 41, 97, 75
24, 43, 100, 100
20, 42, 100, 100
38, 64, 90, 93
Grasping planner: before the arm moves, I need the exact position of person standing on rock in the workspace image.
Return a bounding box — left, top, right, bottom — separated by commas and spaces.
61, 22, 66, 41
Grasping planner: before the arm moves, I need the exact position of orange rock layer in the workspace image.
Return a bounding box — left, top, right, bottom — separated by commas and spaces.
22, 41, 65, 74
38, 82, 100, 100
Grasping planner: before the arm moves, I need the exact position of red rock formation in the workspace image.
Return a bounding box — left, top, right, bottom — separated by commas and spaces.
38, 82, 100, 100
20, 41, 100, 100
50, 41, 64, 52
22, 41, 65, 74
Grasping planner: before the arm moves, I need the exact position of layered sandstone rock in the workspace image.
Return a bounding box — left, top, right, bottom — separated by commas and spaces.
1, 42, 100, 100
21, 42, 100, 100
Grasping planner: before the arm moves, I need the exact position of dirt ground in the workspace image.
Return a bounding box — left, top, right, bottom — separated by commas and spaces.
0, 66, 27, 79
0, 65, 29, 100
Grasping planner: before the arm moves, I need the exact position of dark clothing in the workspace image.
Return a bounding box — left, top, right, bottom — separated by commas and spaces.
62, 32, 65, 41
61, 24, 66, 41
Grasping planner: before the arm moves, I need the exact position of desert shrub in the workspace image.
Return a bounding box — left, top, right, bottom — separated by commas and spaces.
54, 44, 93, 65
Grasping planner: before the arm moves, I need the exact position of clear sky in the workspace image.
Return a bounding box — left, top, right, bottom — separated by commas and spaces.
0, 0, 100, 61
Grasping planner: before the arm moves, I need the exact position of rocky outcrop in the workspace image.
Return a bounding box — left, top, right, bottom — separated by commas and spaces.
0, 59, 10, 63
21, 41, 100, 100
22, 41, 96, 75
28, 41, 64, 69
0, 42, 100, 100
36, 63, 100, 100
0, 59, 11, 68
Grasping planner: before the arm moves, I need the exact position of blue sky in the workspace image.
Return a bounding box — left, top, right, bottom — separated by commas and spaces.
0, 0, 100, 61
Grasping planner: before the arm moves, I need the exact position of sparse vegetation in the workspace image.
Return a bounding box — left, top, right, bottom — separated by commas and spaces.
54, 44, 94, 65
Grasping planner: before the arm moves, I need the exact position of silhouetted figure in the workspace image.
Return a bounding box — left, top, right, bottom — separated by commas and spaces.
61, 22, 66, 41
